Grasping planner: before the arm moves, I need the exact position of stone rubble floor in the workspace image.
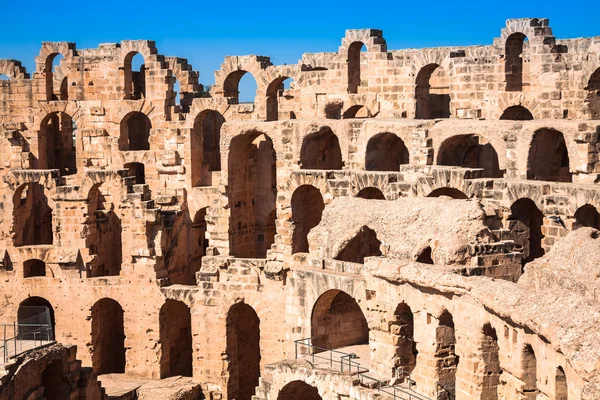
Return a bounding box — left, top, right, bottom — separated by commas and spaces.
97, 373, 201, 399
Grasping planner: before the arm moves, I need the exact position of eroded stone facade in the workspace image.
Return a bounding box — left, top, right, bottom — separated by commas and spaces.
0, 17, 599, 400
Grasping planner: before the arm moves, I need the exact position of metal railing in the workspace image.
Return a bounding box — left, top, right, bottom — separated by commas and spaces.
294, 338, 431, 400
1, 323, 54, 363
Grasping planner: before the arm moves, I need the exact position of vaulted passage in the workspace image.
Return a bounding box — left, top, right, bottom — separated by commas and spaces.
311, 290, 368, 350
435, 311, 458, 400
160, 299, 193, 378
416, 64, 450, 119
334, 226, 382, 263
480, 324, 500, 400
277, 381, 323, 400
500, 105, 534, 120
300, 127, 343, 170
392, 303, 417, 380
13, 182, 53, 247
228, 132, 277, 258
18, 297, 55, 341
119, 111, 151, 151
509, 198, 545, 263
574, 204, 600, 230
437, 134, 502, 178
587, 68, 600, 119
527, 128, 571, 182
191, 110, 224, 186
348, 41, 366, 94
226, 303, 260, 400
522, 345, 537, 399
427, 187, 468, 199
23, 259, 47, 278
356, 187, 385, 200
38, 112, 76, 175
41, 359, 68, 400
365, 132, 409, 171
505, 33, 529, 92
86, 185, 122, 277
291, 185, 324, 254
91, 298, 125, 374
556, 366, 568, 400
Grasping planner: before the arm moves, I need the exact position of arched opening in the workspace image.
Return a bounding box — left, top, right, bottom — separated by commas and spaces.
13, 182, 53, 247
335, 226, 382, 263
45, 53, 68, 101
228, 132, 276, 258
38, 112, 76, 175
348, 41, 366, 94
356, 187, 385, 200
415, 64, 450, 119
91, 298, 126, 374
509, 198, 545, 263
226, 303, 260, 400
124, 162, 145, 184
392, 303, 417, 379
437, 134, 502, 177
18, 297, 55, 341
41, 359, 68, 400
23, 259, 47, 278
124, 52, 146, 100
527, 128, 571, 182
505, 33, 529, 92
522, 345, 537, 399
480, 324, 500, 399
427, 187, 468, 199
435, 311, 458, 400
160, 299, 192, 378
119, 112, 151, 151
416, 246, 434, 264
266, 77, 296, 121
311, 289, 368, 350
86, 185, 122, 277
555, 366, 568, 400
277, 381, 323, 400
574, 204, 600, 230
586, 68, 600, 119
191, 110, 224, 186
343, 105, 371, 119
291, 185, 324, 254
193, 208, 209, 260
173, 79, 181, 106
300, 127, 343, 170
500, 105, 534, 120
365, 132, 409, 171
224, 70, 257, 103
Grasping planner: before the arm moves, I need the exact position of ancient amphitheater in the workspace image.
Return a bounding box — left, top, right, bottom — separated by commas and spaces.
0, 16, 598, 400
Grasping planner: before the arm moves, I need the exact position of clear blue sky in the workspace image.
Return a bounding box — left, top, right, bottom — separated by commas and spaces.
1, 0, 598, 100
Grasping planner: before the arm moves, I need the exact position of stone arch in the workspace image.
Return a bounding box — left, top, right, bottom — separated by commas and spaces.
343, 104, 371, 119
365, 132, 409, 171
334, 225, 382, 263
480, 323, 501, 399
585, 67, 600, 119
415, 63, 450, 119
508, 198, 545, 263
521, 344, 537, 398
41, 359, 68, 400
500, 105, 534, 120
34, 42, 75, 101
391, 303, 417, 379
223, 70, 259, 103
505, 32, 529, 92
311, 289, 368, 350
214, 55, 270, 102
228, 131, 277, 258
555, 366, 568, 400
497, 92, 540, 119
427, 187, 468, 199
435, 310, 458, 400
91, 298, 126, 374
265, 70, 298, 121
226, 302, 261, 400
191, 110, 224, 186
356, 187, 385, 200
13, 182, 53, 247
0, 59, 29, 79
165, 56, 201, 112
37, 111, 77, 175
23, 259, 48, 278
277, 380, 322, 400
437, 134, 503, 178
527, 128, 571, 182
119, 111, 151, 151
18, 296, 55, 341
122, 50, 148, 100
573, 204, 600, 230
160, 299, 193, 378
347, 41, 366, 94
291, 185, 324, 254
300, 127, 343, 170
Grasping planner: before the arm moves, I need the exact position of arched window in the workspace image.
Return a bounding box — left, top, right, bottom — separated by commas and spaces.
505, 33, 529, 92
509, 198, 545, 263
555, 366, 568, 400
416, 64, 450, 119
348, 41, 366, 94
392, 303, 417, 379
124, 52, 146, 100
574, 204, 600, 230
500, 105, 534, 120
437, 134, 502, 178
13, 183, 53, 246
586, 68, 600, 119
224, 70, 257, 104
86, 185, 122, 277
365, 133, 409, 171
119, 112, 151, 151
91, 298, 126, 374
226, 303, 260, 400
23, 259, 47, 278
527, 128, 571, 182
45, 54, 68, 101
334, 226, 382, 263
356, 187, 385, 200
480, 324, 500, 399
435, 311, 458, 400
191, 110, 224, 186
522, 345, 538, 398
427, 187, 468, 199
311, 290, 368, 350
38, 112, 76, 175
300, 127, 343, 170
291, 185, 324, 254
160, 300, 192, 378
266, 77, 295, 121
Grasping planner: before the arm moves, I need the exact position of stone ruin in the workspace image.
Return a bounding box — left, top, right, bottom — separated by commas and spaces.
0, 16, 598, 400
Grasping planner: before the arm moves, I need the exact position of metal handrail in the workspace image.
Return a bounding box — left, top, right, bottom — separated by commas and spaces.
294, 338, 432, 400
1, 323, 54, 363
